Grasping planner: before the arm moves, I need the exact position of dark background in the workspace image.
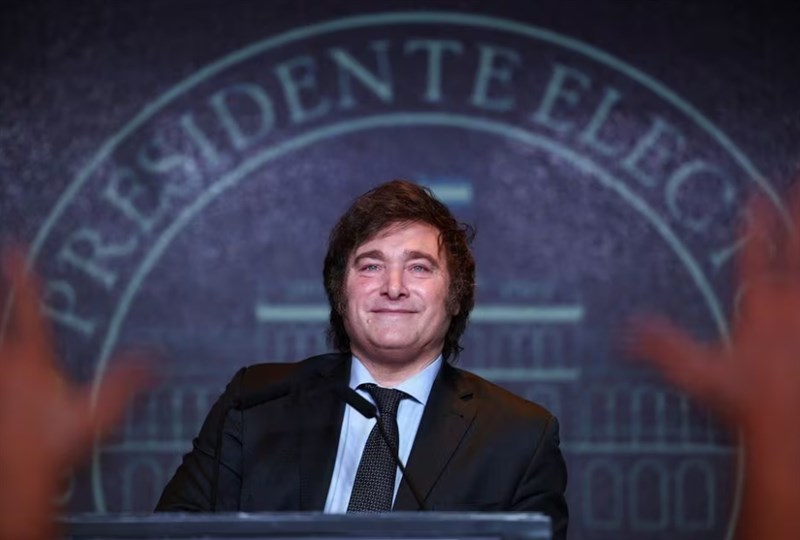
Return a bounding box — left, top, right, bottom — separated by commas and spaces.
2, 2, 799, 539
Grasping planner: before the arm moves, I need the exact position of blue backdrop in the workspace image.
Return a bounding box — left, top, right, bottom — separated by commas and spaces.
2, 2, 799, 539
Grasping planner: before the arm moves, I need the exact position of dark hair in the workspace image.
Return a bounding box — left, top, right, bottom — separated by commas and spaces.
323, 179, 475, 361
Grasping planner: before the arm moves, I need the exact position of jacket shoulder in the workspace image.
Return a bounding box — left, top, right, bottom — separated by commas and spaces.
451, 364, 555, 423
238, 352, 349, 396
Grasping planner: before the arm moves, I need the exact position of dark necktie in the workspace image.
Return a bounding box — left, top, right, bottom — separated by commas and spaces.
347, 383, 408, 512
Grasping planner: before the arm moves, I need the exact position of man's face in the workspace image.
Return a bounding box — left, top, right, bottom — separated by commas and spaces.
343, 221, 453, 367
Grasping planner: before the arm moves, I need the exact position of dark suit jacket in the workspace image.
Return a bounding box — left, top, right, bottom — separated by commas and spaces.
156, 353, 568, 539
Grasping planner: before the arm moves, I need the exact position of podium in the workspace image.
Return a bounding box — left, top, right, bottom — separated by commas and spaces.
61, 512, 551, 540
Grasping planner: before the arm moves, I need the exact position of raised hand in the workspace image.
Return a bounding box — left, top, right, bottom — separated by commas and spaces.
0, 249, 151, 540
628, 192, 800, 540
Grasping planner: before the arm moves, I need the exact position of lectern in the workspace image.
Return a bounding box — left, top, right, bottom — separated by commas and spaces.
61, 512, 551, 540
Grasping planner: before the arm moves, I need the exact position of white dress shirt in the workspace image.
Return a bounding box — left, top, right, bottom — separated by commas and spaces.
323, 354, 442, 513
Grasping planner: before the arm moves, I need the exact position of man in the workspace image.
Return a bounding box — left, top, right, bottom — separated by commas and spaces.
156, 180, 568, 537
2, 187, 800, 540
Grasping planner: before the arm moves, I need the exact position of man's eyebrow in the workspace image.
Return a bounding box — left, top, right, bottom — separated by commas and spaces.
404, 250, 440, 268
353, 250, 385, 265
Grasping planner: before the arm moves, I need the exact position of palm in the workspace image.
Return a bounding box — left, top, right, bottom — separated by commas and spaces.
631, 195, 800, 428
0, 250, 149, 540
630, 194, 800, 540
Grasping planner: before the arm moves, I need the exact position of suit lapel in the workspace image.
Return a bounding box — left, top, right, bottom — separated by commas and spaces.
394, 362, 477, 510
298, 354, 350, 510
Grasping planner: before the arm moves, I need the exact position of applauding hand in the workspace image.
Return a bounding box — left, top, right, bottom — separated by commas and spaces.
0, 249, 151, 540
629, 193, 800, 540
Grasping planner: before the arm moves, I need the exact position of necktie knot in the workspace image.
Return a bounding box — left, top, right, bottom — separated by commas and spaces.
360, 383, 407, 419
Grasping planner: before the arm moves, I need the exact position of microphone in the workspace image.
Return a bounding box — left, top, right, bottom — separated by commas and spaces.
210, 363, 428, 512
333, 385, 429, 511
332, 384, 376, 419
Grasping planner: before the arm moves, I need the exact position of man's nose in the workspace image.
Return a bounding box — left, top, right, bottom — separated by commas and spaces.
382, 267, 409, 299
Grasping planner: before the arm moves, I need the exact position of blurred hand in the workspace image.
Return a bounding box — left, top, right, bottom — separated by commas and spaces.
0, 249, 151, 540
628, 192, 800, 540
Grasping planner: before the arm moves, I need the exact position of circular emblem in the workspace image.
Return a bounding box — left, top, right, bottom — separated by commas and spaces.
16, 12, 783, 539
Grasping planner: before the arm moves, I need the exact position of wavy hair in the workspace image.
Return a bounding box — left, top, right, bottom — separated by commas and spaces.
323, 180, 475, 361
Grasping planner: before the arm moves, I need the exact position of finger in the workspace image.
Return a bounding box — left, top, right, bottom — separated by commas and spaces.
2, 248, 52, 364
785, 182, 800, 274
91, 364, 154, 434
71, 364, 154, 457
0, 249, 26, 343
623, 316, 728, 403
738, 195, 780, 287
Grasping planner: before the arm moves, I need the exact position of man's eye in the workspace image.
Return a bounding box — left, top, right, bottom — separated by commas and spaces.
410, 264, 431, 273
361, 264, 380, 271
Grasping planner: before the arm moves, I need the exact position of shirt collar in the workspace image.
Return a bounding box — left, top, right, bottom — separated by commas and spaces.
349, 354, 442, 406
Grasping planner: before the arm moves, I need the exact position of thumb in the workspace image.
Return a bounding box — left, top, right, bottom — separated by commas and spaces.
72, 363, 155, 457
623, 315, 728, 405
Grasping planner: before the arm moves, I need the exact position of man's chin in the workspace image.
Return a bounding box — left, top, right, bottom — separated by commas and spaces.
364, 339, 426, 362
371, 340, 416, 353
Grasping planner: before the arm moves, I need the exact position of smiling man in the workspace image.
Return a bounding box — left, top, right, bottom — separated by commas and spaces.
342, 222, 453, 385
157, 180, 568, 539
